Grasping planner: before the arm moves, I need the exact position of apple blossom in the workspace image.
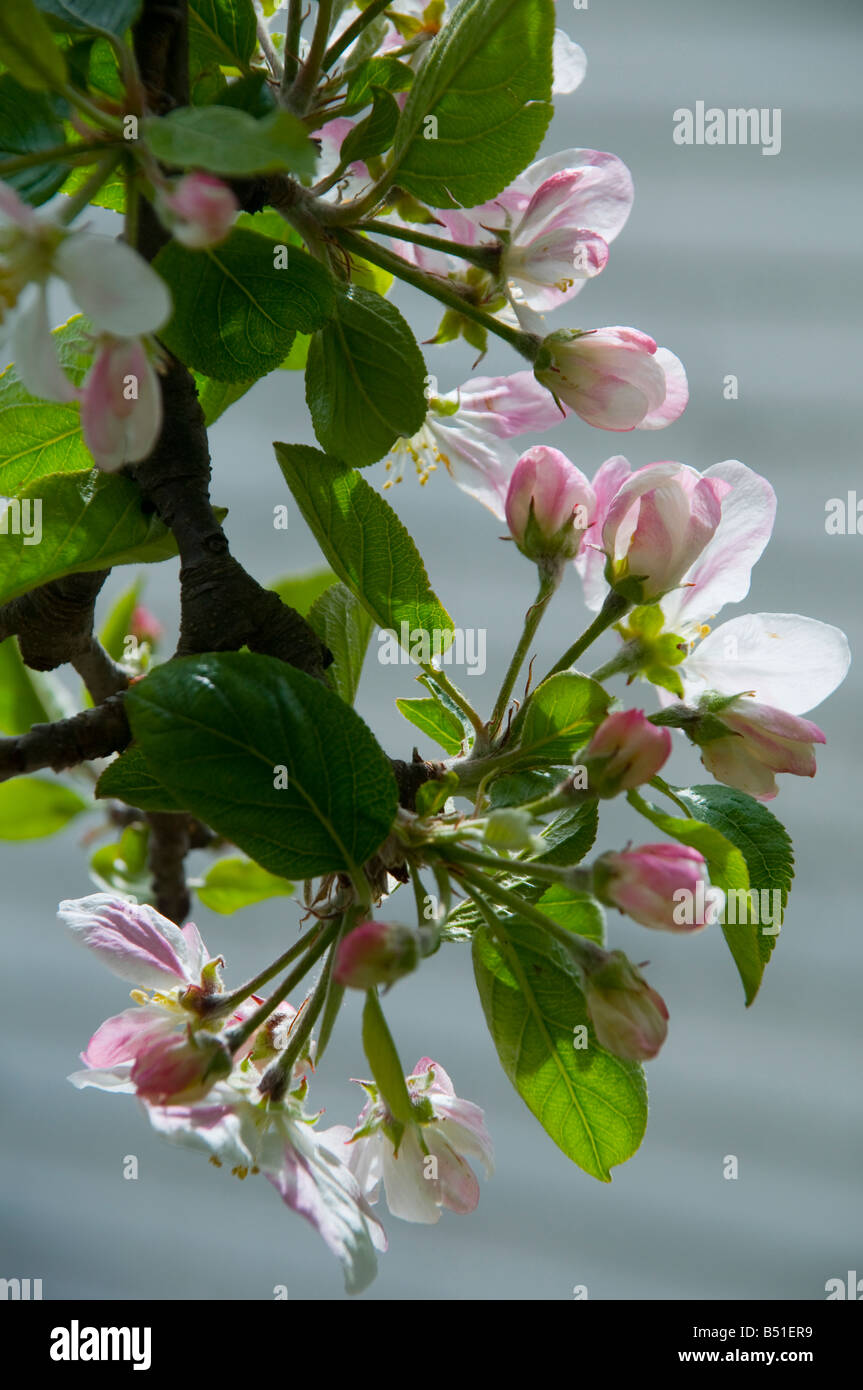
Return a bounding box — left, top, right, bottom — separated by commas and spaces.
79, 334, 163, 471
387, 150, 633, 318
324, 1058, 494, 1224
594, 843, 715, 932
58, 893, 210, 990
156, 172, 238, 248
534, 326, 688, 431
129, 604, 164, 646
384, 369, 564, 514
583, 951, 670, 1061
60, 893, 384, 1290
505, 445, 595, 565
675, 612, 851, 716
693, 694, 828, 801
143, 1076, 387, 1294
599, 460, 729, 604
0, 179, 170, 404
582, 709, 672, 796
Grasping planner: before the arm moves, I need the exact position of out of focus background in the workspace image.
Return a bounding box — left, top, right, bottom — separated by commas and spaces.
2, 0, 861, 1301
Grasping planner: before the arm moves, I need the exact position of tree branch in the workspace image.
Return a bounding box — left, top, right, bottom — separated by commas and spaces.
0, 571, 111, 670
0, 699, 130, 782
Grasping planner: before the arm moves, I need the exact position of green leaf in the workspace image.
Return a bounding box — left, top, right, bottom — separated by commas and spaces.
487, 768, 565, 808
340, 86, 399, 164
269, 566, 336, 617
0, 776, 87, 839
90, 824, 150, 896
126, 652, 399, 879
534, 884, 606, 943
0, 75, 67, 204
0, 472, 182, 606
98, 580, 141, 662
280, 333, 311, 370
189, 0, 256, 69
35, 0, 141, 35
415, 769, 457, 818
305, 286, 426, 467
60, 152, 125, 211
193, 372, 254, 426
308, 581, 374, 706
343, 56, 413, 112
392, 0, 554, 209
516, 673, 611, 765
0, 637, 54, 733
0, 0, 68, 91
96, 743, 182, 812
0, 316, 92, 494
396, 696, 463, 755
213, 69, 276, 117
670, 782, 793, 1003
275, 443, 453, 652
142, 106, 316, 177
154, 230, 335, 383
345, 255, 392, 298
196, 856, 295, 914
473, 911, 647, 1181
534, 800, 600, 867
627, 786, 767, 1005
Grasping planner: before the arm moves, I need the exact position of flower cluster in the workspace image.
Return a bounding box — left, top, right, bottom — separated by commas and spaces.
60, 895, 493, 1293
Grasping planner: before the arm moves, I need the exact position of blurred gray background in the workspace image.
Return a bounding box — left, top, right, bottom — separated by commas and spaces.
2, 0, 861, 1301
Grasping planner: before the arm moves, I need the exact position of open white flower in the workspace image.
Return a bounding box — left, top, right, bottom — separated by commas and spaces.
0, 180, 170, 404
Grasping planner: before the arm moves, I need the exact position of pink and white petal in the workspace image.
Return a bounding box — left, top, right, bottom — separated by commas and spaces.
179, 921, 209, 978
426, 1135, 480, 1214
68, 1064, 136, 1092
380, 1129, 440, 1224
575, 454, 633, 609
454, 371, 567, 439
413, 1056, 454, 1095
123, 349, 163, 465
0, 180, 40, 229
552, 32, 587, 94
682, 613, 851, 714
58, 892, 207, 989
145, 1098, 252, 1168
571, 366, 652, 431
637, 348, 689, 429
56, 234, 171, 336
660, 461, 776, 630
519, 152, 634, 242
264, 1125, 387, 1294
700, 737, 780, 800
726, 700, 825, 745
433, 1107, 495, 1177
82, 1003, 175, 1068
13, 286, 77, 403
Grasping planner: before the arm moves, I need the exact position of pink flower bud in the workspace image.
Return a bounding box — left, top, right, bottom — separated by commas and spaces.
583, 710, 671, 795
159, 172, 237, 249
79, 334, 162, 471
601, 461, 729, 602
505, 446, 595, 565
534, 326, 688, 431
130, 1029, 231, 1104
699, 696, 826, 801
129, 604, 163, 645
584, 950, 669, 1060
333, 920, 420, 991
595, 842, 712, 932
